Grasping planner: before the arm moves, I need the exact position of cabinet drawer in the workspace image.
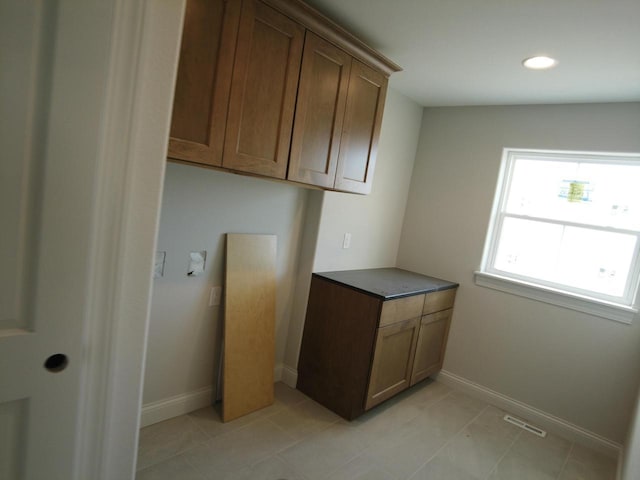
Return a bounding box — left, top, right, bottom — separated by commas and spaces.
423, 288, 456, 315
379, 294, 425, 327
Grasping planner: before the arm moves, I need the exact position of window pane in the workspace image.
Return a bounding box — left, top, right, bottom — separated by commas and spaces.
494, 217, 637, 298
506, 158, 640, 230
505, 159, 577, 220
575, 163, 640, 231
556, 227, 636, 297
494, 217, 563, 281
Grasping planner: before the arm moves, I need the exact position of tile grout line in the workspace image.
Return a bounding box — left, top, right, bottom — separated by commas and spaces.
288, 419, 370, 480
274, 452, 314, 480
136, 414, 215, 473
555, 441, 575, 480
137, 396, 295, 476
406, 402, 491, 480
301, 388, 457, 480
483, 429, 523, 479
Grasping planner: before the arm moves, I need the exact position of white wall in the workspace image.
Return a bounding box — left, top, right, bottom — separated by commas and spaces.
397, 103, 640, 444
623, 386, 640, 479
281, 89, 424, 375
144, 164, 308, 405
313, 88, 424, 272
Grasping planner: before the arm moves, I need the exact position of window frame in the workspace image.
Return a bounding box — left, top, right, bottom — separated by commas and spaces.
476, 148, 640, 324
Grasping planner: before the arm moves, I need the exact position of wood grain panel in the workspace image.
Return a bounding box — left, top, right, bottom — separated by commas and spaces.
261, 0, 401, 76
410, 309, 453, 385
223, 0, 304, 178
223, 234, 276, 422
288, 32, 351, 188
168, 0, 241, 166
296, 276, 381, 420
334, 60, 387, 194
423, 288, 457, 314
365, 318, 419, 410
379, 294, 425, 327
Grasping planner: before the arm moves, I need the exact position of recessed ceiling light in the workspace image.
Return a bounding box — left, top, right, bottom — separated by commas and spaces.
522, 56, 558, 70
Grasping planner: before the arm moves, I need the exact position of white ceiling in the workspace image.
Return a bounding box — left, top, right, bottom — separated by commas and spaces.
304, 0, 640, 106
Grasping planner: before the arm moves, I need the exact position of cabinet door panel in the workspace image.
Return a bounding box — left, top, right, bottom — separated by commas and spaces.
168, 0, 241, 166
365, 318, 419, 410
410, 309, 453, 386
334, 60, 387, 194
223, 0, 304, 178
288, 32, 351, 188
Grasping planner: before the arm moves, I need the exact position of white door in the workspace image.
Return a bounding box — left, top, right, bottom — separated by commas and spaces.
0, 1, 184, 479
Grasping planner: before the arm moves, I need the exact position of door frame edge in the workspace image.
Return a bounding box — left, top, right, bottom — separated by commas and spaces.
73, 1, 186, 478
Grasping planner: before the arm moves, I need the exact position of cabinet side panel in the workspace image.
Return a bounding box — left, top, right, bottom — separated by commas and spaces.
297, 277, 381, 419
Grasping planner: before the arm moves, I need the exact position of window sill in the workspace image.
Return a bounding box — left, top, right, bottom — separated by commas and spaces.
474, 271, 637, 324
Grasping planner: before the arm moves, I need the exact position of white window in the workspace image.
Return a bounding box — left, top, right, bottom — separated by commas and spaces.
476, 148, 640, 324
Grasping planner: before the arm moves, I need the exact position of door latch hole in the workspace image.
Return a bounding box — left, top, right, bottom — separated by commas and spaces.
44, 353, 69, 373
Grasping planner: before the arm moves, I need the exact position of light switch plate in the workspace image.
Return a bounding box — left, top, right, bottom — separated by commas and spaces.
342, 233, 352, 249
154, 251, 166, 278
209, 286, 222, 306
188, 250, 206, 276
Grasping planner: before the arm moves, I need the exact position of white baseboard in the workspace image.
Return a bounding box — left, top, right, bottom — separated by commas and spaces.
436, 370, 622, 459
141, 364, 298, 427
281, 365, 298, 388
274, 363, 284, 382
140, 386, 214, 428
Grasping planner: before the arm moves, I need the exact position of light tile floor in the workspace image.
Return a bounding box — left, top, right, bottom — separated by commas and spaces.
136, 380, 617, 480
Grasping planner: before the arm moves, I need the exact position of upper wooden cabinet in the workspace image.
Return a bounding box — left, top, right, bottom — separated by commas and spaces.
334, 61, 387, 194
223, 0, 304, 178
168, 0, 241, 167
288, 32, 351, 188
168, 0, 401, 193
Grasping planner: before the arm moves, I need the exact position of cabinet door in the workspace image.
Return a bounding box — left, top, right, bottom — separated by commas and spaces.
365, 317, 419, 410
288, 32, 351, 188
334, 60, 388, 194
223, 0, 304, 178
168, 0, 241, 166
410, 309, 453, 386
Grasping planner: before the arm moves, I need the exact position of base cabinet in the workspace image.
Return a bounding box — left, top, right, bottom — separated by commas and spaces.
297, 269, 458, 420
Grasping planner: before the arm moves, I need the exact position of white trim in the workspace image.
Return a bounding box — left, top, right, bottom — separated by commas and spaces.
436, 370, 622, 459
140, 387, 214, 428
73, 1, 186, 479
474, 271, 638, 324
480, 147, 640, 314
141, 363, 296, 427
73, 0, 146, 477
281, 365, 299, 388
274, 363, 284, 382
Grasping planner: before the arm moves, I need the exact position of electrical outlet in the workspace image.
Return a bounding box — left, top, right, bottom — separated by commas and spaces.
209, 286, 222, 306
342, 233, 352, 249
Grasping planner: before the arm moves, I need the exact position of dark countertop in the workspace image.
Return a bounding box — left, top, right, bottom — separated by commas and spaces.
314, 267, 458, 300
